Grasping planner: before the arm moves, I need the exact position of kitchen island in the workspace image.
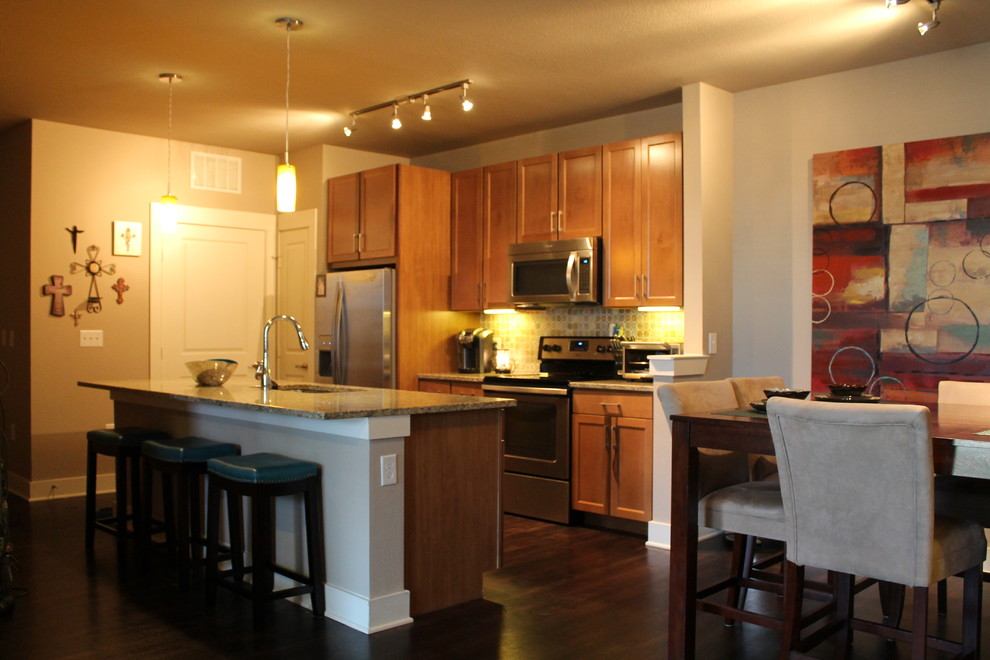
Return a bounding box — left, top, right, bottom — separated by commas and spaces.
78, 378, 513, 633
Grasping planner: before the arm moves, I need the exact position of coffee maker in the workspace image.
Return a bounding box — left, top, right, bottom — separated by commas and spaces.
456, 328, 495, 373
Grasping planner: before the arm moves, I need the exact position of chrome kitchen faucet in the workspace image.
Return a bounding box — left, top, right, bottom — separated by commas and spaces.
257, 315, 309, 390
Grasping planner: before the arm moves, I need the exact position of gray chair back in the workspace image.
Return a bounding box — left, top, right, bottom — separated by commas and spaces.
658, 380, 749, 497
766, 397, 936, 587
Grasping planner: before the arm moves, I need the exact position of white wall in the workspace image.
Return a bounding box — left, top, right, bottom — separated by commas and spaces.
732, 41, 990, 387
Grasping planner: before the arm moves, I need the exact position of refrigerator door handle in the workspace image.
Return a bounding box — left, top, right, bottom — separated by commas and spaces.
333, 280, 345, 383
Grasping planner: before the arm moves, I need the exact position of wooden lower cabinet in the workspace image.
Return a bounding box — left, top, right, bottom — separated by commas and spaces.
418, 379, 483, 397
571, 390, 652, 522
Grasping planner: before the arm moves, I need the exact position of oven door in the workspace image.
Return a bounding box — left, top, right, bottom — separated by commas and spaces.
481, 383, 570, 480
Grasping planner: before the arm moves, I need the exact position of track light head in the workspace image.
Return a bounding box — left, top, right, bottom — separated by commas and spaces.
421, 94, 432, 121
461, 82, 473, 112
918, 0, 941, 34
391, 102, 402, 129
343, 115, 357, 137
885, 0, 910, 7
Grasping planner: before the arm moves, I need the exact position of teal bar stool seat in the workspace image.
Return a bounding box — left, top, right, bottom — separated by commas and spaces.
140, 436, 240, 585
85, 427, 170, 556
205, 452, 325, 618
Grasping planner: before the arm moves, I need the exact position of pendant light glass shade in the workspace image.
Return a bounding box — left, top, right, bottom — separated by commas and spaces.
276, 164, 297, 213
160, 194, 179, 233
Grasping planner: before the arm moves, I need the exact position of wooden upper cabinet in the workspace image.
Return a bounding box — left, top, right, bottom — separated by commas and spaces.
327, 173, 360, 263
483, 161, 517, 308
603, 133, 683, 307
450, 169, 484, 311
327, 164, 397, 266
641, 134, 683, 306
517, 146, 602, 243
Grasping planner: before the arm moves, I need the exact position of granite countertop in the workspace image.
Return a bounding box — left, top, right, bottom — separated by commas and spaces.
79, 379, 515, 421
418, 372, 490, 383
571, 380, 653, 393
418, 373, 654, 392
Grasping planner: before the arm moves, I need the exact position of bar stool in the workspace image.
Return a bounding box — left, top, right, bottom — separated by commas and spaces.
85, 427, 170, 555
140, 436, 240, 585
205, 453, 325, 618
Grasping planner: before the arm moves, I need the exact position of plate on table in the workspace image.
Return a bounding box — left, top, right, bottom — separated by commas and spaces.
815, 394, 881, 403
749, 399, 768, 413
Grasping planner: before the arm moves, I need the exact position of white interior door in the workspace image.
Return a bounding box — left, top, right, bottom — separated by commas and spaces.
150, 204, 276, 382
275, 209, 318, 383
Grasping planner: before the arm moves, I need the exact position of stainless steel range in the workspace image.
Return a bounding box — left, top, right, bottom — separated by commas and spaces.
482, 336, 621, 523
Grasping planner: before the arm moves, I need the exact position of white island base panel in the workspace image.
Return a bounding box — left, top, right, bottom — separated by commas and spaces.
112, 391, 415, 633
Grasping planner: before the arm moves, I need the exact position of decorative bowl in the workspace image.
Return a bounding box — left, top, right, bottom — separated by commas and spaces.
828, 383, 867, 397
763, 388, 811, 400
185, 359, 238, 386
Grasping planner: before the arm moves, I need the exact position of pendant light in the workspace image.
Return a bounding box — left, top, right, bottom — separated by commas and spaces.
159, 73, 182, 233
276, 17, 302, 213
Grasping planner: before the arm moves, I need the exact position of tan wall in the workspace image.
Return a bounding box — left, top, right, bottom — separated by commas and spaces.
0, 122, 33, 485
25, 119, 277, 497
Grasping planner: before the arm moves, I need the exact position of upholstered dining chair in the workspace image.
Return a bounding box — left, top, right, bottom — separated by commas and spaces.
728, 376, 786, 481
934, 380, 990, 614
767, 397, 986, 659
658, 380, 791, 627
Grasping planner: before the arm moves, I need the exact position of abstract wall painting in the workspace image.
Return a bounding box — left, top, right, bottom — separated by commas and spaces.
812, 131, 990, 402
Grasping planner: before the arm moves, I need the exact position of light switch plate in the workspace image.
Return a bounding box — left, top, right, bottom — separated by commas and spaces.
80, 330, 104, 347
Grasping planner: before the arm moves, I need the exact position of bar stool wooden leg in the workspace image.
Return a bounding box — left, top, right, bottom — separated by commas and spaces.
205, 478, 222, 607
85, 445, 98, 551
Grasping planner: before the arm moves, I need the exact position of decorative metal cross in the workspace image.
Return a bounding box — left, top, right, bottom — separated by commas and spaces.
42, 275, 73, 317
111, 277, 129, 304
69, 245, 116, 313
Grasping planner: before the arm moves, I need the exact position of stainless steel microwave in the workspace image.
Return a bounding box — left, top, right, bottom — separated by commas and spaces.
508, 237, 600, 305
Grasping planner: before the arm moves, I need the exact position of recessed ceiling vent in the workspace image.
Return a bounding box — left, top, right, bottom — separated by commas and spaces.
190, 151, 242, 194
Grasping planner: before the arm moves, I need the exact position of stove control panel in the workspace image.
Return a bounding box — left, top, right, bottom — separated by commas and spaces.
538, 336, 619, 361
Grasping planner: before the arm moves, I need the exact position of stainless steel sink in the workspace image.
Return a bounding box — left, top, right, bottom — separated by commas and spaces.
273, 384, 365, 393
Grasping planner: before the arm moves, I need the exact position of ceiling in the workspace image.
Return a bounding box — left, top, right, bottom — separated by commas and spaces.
2, 0, 988, 159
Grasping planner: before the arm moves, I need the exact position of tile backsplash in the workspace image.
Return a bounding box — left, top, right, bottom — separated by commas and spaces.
484, 308, 684, 374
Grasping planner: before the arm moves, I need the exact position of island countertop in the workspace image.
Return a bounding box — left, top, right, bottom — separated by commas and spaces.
78, 378, 514, 420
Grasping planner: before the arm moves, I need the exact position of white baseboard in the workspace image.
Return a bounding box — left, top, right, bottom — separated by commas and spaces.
7, 472, 117, 502
645, 520, 721, 550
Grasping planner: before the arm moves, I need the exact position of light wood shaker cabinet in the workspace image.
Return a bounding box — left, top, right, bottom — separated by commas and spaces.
450, 169, 484, 310
571, 390, 652, 522
603, 133, 683, 307
517, 146, 602, 243
327, 164, 397, 266
450, 161, 517, 311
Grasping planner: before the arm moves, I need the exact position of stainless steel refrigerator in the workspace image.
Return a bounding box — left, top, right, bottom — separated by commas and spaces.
315, 267, 395, 388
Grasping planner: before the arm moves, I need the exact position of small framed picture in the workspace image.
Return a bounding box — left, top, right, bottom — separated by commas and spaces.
113, 221, 142, 257
315, 274, 327, 297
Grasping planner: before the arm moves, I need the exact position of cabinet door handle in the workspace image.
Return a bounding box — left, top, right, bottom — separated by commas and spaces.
359, 233, 365, 252
352, 233, 359, 253
601, 402, 622, 415
295, 363, 309, 369
604, 423, 611, 451
557, 210, 563, 232
611, 423, 620, 474
634, 274, 641, 298
642, 273, 649, 299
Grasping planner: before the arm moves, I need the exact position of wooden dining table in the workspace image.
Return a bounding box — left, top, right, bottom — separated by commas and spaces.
666, 401, 990, 660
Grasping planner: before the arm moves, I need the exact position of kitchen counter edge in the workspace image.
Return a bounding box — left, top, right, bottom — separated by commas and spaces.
79, 379, 515, 421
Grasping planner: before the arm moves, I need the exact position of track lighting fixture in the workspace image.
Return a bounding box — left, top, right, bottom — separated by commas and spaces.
918, 0, 941, 34
391, 102, 402, 129
884, 0, 944, 34
343, 115, 357, 137
342, 78, 474, 136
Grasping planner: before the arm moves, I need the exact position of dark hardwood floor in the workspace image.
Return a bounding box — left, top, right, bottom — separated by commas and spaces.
1, 495, 987, 658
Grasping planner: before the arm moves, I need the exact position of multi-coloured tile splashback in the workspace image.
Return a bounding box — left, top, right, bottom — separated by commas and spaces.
484, 308, 684, 374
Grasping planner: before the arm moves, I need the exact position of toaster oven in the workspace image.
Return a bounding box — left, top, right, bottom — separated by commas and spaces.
619, 341, 679, 380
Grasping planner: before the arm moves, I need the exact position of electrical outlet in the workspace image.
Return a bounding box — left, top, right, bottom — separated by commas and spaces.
708, 332, 718, 355
380, 454, 397, 486
80, 329, 104, 347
